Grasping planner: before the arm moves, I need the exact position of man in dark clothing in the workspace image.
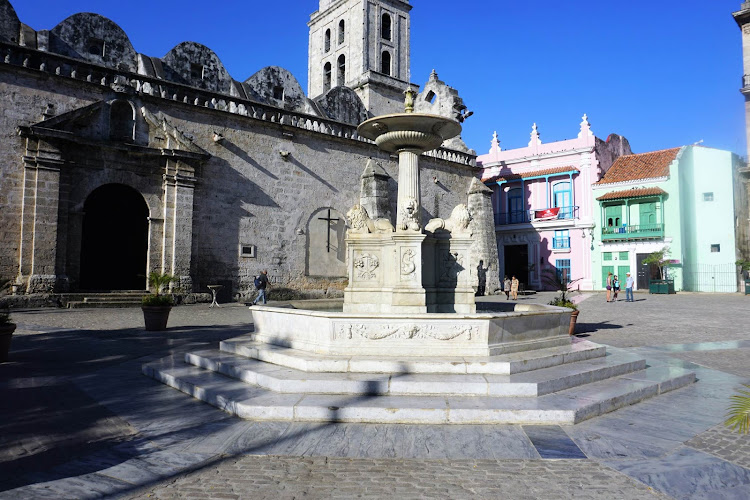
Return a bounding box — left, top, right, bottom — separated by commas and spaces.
251, 270, 270, 305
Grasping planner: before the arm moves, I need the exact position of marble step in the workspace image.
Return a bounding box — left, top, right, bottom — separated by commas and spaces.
219, 337, 607, 375
185, 349, 646, 397
142, 356, 695, 425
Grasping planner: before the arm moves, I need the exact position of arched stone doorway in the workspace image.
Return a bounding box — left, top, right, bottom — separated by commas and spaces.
79, 184, 149, 290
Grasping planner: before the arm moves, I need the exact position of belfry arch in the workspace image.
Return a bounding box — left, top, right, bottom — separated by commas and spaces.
79, 184, 149, 290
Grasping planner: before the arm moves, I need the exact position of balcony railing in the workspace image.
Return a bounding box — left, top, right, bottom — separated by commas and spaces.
601, 223, 664, 240
494, 206, 579, 226
552, 237, 571, 249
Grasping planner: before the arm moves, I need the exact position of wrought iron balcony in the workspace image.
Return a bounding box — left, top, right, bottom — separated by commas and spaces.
494, 206, 579, 226
601, 223, 664, 241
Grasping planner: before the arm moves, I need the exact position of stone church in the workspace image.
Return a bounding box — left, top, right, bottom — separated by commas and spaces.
0, 0, 499, 302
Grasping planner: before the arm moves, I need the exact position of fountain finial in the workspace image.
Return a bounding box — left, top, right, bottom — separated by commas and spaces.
404, 85, 417, 113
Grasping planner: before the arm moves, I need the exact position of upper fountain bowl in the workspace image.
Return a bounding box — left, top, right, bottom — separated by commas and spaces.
358, 113, 462, 153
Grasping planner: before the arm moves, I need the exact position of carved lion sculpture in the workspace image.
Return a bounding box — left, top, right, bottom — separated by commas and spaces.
346, 205, 394, 234
425, 204, 472, 235
398, 197, 421, 231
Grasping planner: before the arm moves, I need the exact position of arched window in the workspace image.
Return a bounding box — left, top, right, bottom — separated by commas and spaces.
324, 29, 331, 52
381, 51, 391, 76
338, 20, 345, 44
323, 62, 332, 92
337, 55, 346, 87
110, 100, 135, 142
381, 13, 392, 40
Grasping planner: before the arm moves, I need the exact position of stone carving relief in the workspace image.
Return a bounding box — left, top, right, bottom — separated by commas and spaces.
353, 253, 379, 280
401, 248, 417, 278
425, 204, 472, 235
345, 204, 394, 234
397, 197, 420, 231
335, 323, 476, 341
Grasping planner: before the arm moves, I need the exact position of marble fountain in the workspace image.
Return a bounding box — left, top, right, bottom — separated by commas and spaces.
144, 90, 695, 424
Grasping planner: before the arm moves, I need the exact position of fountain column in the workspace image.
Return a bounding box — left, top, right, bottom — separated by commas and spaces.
351, 87, 462, 314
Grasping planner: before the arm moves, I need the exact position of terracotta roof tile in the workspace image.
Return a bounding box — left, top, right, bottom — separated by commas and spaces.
482, 166, 578, 183
596, 147, 681, 184
596, 186, 667, 201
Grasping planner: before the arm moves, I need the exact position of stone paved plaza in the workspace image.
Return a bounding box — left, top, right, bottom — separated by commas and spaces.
1, 291, 749, 499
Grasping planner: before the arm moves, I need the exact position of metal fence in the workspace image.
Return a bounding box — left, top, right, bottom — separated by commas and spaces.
682, 263, 738, 293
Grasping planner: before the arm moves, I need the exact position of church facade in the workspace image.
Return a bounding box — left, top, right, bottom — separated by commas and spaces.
0, 0, 498, 302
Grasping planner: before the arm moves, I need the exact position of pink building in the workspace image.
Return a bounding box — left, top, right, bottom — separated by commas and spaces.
477, 116, 631, 291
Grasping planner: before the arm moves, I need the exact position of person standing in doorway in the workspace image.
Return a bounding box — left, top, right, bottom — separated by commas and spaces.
503, 276, 511, 300
251, 270, 270, 305
606, 272, 613, 302
511, 275, 519, 300
625, 272, 635, 302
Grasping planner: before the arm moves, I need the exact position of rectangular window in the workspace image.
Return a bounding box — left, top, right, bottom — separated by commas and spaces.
553, 229, 570, 249
556, 259, 571, 283
619, 251, 629, 260
703, 192, 714, 202
711, 244, 720, 253
240, 244, 257, 258
603, 252, 612, 261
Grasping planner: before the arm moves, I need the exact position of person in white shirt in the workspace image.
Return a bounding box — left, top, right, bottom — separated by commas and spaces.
625, 272, 635, 302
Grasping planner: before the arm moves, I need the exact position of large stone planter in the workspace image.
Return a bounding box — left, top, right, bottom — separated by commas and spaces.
0, 323, 16, 362
649, 280, 675, 294
142, 306, 172, 331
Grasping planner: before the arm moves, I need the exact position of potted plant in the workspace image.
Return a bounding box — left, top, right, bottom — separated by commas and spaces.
643, 247, 676, 294
142, 272, 175, 331
0, 308, 15, 362
543, 268, 580, 336
726, 384, 750, 434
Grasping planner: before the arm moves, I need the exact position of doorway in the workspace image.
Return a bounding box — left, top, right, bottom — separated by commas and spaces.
504, 244, 529, 289
80, 184, 149, 290
636, 252, 659, 290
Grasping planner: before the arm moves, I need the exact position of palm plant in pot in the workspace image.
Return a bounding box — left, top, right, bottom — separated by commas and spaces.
543, 268, 580, 336
142, 272, 175, 331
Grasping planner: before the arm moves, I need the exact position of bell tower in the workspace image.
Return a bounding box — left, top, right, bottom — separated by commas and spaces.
308, 0, 414, 117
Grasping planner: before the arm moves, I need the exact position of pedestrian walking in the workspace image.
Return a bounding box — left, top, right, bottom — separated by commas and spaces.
606, 272, 613, 302
511, 275, 519, 300
503, 276, 511, 300
251, 270, 270, 305
625, 272, 635, 302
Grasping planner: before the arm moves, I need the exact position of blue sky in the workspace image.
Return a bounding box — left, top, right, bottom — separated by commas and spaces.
9, 0, 747, 156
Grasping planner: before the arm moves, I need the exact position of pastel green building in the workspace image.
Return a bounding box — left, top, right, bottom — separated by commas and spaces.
591, 146, 741, 292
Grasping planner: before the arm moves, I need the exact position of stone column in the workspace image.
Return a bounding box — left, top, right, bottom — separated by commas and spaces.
396, 148, 422, 231
161, 159, 196, 292
467, 177, 500, 295
16, 138, 65, 293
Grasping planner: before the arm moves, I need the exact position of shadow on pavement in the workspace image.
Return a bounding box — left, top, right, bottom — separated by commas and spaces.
0, 322, 251, 492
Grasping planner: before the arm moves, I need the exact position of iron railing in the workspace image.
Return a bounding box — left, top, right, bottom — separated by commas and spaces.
494, 206, 579, 226
601, 223, 664, 240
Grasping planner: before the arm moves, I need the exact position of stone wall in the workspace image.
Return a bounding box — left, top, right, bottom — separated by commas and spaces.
0, 50, 485, 301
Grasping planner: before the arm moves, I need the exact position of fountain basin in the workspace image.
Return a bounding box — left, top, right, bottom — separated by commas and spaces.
358, 113, 462, 152
249, 304, 572, 357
